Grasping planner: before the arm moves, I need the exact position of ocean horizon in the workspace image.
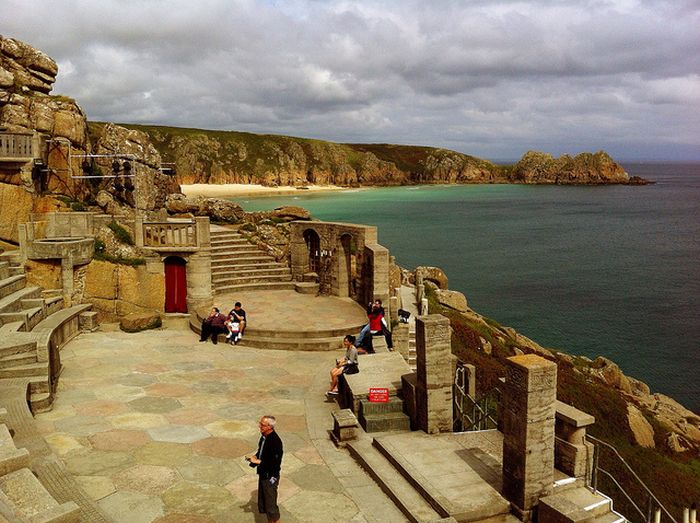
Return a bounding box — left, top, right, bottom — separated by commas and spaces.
235, 162, 700, 413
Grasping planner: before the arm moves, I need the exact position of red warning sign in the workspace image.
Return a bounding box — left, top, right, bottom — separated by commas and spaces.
368, 387, 389, 402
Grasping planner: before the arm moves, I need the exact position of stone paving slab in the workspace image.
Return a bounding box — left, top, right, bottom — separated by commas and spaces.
34, 317, 407, 522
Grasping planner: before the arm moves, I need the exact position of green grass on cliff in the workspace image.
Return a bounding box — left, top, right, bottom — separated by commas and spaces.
87, 122, 502, 184
424, 288, 700, 520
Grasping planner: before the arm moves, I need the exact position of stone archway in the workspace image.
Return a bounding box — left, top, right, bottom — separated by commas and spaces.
303, 229, 321, 274
164, 256, 187, 313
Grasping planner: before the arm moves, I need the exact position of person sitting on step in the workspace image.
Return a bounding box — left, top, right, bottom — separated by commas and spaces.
227, 302, 247, 340
327, 335, 359, 396
199, 307, 227, 344
356, 299, 393, 353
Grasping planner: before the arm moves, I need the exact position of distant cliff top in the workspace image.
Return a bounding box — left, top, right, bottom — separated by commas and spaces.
96, 122, 630, 187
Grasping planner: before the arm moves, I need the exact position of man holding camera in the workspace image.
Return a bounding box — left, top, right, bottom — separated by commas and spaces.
245, 415, 283, 523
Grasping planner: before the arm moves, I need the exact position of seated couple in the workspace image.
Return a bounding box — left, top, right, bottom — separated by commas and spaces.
326, 335, 358, 397
355, 299, 393, 354
199, 302, 247, 344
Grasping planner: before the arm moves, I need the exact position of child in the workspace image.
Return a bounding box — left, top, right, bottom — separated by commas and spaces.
225, 318, 241, 345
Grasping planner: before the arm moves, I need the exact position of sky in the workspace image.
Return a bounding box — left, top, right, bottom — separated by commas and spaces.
2, 0, 699, 162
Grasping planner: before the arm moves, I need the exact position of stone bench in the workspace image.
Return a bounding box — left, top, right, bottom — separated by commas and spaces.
30, 304, 93, 363
340, 352, 412, 413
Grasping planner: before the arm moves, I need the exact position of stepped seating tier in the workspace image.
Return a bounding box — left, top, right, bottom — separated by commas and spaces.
190, 289, 368, 351
209, 227, 294, 294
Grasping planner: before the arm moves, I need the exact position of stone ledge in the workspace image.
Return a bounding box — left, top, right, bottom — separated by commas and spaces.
555, 400, 595, 428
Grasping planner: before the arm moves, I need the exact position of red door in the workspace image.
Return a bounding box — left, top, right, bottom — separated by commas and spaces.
164, 257, 187, 313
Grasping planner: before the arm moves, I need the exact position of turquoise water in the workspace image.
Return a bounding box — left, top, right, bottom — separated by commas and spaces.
236, 164, 700, 412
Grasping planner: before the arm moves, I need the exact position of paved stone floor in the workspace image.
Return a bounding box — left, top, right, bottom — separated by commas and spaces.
35, 318, 407, 523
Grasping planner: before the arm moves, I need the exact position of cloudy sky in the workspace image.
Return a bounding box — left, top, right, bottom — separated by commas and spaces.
3, 0, 699, 161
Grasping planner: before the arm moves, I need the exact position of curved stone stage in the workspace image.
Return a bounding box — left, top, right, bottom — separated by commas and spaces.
190, 289, 368, 351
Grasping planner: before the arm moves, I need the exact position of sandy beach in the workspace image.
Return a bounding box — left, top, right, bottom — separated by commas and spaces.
180, 183, 346, 198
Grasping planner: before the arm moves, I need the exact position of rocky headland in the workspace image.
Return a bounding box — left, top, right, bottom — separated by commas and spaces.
105, 122, 634, 188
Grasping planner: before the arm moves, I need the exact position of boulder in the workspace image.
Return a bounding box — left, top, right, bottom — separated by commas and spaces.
626, 404, 655, 448
435, 289, 468, 312
166, 194, 245, 222
119, 312, 162, 333
666, 432, 690, 453
273, 206, 311, 221
416, 266, 448, 289
592, 356, 632, 393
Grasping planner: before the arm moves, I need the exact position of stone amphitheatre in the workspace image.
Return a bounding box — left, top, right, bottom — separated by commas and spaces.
1, 34, 697, 523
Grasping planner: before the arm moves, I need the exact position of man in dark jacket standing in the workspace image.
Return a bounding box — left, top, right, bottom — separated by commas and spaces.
245, 415, 283, 523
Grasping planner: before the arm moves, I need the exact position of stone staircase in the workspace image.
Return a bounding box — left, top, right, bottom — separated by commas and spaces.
0, 408, 80, 522
0, 253, 93, 412
210, 228, 294, 294
348, 434, 515, 523
540, 483, 626, 523
357, 397, 411, 433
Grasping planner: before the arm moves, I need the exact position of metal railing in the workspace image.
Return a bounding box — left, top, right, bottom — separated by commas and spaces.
0, 132, 34, 159
142, 221, 197, 248
453, 365, 500, 431
587, 434, 677, 523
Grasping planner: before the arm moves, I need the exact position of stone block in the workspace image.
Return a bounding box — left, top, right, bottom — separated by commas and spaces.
295, 282, 319, 294
119, 312, 162, 333
78, 311, 99, 332
302, 272, 318, 282
331, 409, 359, 447
435, 288, 468, 312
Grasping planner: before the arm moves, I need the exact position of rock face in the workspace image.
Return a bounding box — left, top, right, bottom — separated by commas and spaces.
510, 151, 629, 184
166, 194, 245, 222
113, 123, 631, 188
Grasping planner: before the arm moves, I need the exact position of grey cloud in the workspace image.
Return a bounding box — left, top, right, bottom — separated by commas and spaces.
2, 0, 699, 160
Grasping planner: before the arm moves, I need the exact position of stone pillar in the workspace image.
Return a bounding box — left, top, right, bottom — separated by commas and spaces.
415, 314, 454, 434
502, 354, 557, 522
134, 215, 144, 247
365, 244, 390, 307
186, 251, 212, 312
464, 363, 476, 399
389, 295, 399, 326
393, 323, 410, 362
61, 253, 74, 307
290, 235, 308, 282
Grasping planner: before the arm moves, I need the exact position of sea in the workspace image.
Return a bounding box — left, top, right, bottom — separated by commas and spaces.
235, 163, 700, 413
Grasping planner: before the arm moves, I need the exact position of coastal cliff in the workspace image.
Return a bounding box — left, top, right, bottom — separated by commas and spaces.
101, 123, 631, 187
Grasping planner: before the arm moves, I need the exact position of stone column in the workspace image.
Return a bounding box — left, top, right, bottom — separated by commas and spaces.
290, 234, 308, 282
186, 251, 212, 312
393, 323, 410, 362
501, 354, 557, 522
415, 314, 454, 434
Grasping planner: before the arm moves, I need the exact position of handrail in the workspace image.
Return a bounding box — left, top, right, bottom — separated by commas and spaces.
587, 434, 677, 523
0, 132, 34, 159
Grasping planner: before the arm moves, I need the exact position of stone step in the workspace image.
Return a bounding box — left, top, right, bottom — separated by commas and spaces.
0, 321, 25, 335
212, 267, 291, 281
0, 339, 36, 359
372, 437, 511, 523
211, 260, 282, 271
214, 282, 297, 294
0, 275, 26, 300
211, 254, 277, 265
30, 392, 54, 414
591, 512, 626, 523
360, 412, 411, 433
0, 261, 9, 280
211, 250, 269, 259
359, 398, 406, 416
348, 439, 445, 523
0, 424, 30, 476
539, 487, 619, 523
0, 361, 47, 380
0, 467, 80, 523
0, 352, 38, 370
0, 286, 42, 315
0, 306, 45, 332
210, 236, 248, 244
212, 274, 293, 287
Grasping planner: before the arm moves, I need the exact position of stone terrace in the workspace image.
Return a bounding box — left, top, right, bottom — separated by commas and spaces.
32, 318, 410, 523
